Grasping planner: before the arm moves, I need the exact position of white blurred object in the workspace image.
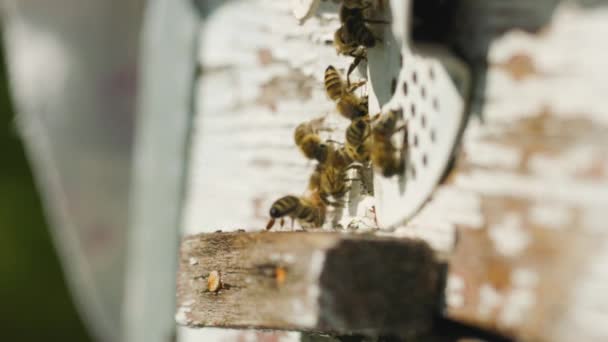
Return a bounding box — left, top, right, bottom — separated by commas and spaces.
1, 0, 144, 340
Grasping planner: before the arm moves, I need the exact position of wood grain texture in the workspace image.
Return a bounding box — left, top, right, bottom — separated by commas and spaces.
177, 232, 443, 337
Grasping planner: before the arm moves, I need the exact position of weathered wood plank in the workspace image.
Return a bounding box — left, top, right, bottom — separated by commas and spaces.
176, 232, 443, 337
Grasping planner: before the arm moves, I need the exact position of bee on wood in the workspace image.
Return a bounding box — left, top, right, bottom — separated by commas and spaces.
294, 121, 330, 163
266, 195, 325, 230
298, 193, 327, 228
345, 117, 372, 163
334, 1, 387, 83
324, 65, 368, 120
371, 110, 406, 177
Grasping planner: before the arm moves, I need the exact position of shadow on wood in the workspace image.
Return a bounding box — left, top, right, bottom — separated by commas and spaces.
176, 232, 445, 337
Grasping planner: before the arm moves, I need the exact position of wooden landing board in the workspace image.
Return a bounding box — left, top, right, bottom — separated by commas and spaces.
176, 232, 443, 337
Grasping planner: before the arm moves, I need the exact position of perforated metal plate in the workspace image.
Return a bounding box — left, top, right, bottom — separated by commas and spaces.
369, 0, 470, 228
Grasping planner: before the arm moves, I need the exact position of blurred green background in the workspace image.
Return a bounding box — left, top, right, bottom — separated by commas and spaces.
0, 43, 91, 341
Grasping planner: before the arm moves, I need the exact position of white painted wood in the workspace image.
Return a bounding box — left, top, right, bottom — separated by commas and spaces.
182, 0, 371, 237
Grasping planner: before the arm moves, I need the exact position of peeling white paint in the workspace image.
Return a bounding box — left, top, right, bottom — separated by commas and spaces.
497, 268, 538, 329
446, 275, 465, 308
582, 207, 607, 234
552, 243, 608, 341
487, 4, 608, 126
175, 306, 191, 326
455, 170, 608, 208
529, 203, 571, 230
478, 284, 502, 320
488, 214, 530, 257
183, 0, 373, 235
189, 258, 198, 266
511, 268, 539, 289
499, 288, 536, 328
415, 187, 485, 229
464, 141, 522, 169
528, 147, 599, 179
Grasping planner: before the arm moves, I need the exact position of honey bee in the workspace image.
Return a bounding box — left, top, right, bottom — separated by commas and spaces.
266, 195, 325, 230
318, 146, 357, 204
334, 1, 387, 82
307, 164, 323, 193
294, 121, 330, 163
371, 110, 406, 177
345, 117, 372, 163
324, 65, 368, 120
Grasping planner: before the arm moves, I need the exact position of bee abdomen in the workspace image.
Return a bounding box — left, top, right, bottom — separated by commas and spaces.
324, 66, 344, 101
346, 118, 369, 146
294, 122, 313, 145
337, 97, 367, 120
298, 134, 322, 160
296, 205, 315, 222
269, 195, 300, 218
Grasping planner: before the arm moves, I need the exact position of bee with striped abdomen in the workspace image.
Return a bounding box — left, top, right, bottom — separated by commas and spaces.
371, 109, 406, 177
266, 194, 325, 230
294, 120, 330, 163
318, 146, 359, 204
345, 116, 372, 163
334, 1, 387, 83
324, 65, 368, 120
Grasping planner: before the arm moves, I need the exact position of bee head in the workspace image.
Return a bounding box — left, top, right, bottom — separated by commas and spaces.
315, 143, 329, 163
269, 207, 281, 218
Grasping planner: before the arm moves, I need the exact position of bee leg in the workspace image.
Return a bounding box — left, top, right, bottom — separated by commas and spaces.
368, 112, 381, 122
394, 124, 407, 132
266, 218, 276, 230
280, 217, 285, 228
290, 218, 295, 229
346, 80, 367, 94
370, 205, 380, 228
325, 139, 344, 146
346, 55, 364, 87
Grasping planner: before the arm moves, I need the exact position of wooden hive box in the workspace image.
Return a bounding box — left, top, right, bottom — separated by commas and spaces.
133, 1, 608, 341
